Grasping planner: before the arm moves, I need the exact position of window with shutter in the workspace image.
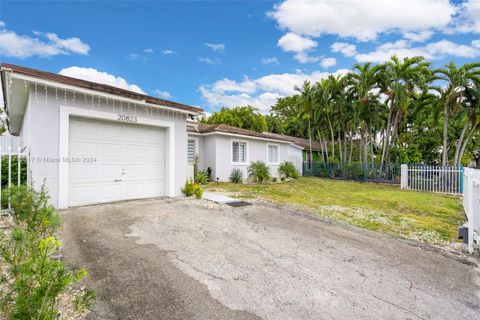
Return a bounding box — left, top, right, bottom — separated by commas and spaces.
187, 139, 196, 163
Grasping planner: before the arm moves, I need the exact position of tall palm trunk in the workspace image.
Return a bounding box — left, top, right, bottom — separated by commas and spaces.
442, 101, 449, 166
308, 115, 313, 167
380, 98, 394, 168
454, 116, 469, 166
458, 121, 480, 165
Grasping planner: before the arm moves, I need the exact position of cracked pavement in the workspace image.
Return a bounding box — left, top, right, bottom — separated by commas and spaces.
62, 198, 480, 320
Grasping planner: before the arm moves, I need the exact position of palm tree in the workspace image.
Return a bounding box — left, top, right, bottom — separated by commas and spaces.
378, 56, 431, 168
346, 63, 383, 165
294, 81, 316, 166
436, 61, 480, 166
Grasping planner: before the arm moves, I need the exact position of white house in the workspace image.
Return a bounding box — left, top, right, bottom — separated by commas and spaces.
1, 63, 202, 208
0, 63, 304, 209
187, 122, 303, 181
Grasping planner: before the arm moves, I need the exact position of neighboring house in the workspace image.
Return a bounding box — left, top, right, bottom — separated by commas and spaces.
261, 132, 324, 163
1, 63, 202, 208
187, 123, 303, 181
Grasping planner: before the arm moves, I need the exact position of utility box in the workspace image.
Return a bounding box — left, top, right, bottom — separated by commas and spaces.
458, 225, 469, 244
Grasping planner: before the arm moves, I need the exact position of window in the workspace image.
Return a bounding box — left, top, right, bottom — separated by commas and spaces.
232, 141, 246, 163
187, 139, 196, 163
268, 144, 279, 164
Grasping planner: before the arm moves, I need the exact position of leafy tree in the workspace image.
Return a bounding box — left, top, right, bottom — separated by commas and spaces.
200, 106, 268, 132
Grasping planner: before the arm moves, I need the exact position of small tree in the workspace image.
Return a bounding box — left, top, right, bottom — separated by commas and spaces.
248, 161, 270, 183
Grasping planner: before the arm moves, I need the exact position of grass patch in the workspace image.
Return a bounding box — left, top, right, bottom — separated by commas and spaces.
206, 177, 465, 244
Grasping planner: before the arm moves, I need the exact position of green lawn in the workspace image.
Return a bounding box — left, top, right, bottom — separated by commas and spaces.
206, 177, 465, 244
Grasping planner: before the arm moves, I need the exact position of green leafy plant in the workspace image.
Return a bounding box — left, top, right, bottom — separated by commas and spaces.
248, 161, 271, 183
229, 168, 244, 183
3, 184, 61, 237
74, 288, 97, 312
194, 171, 210, 185
278, 161, 299, 179
182, 179, 203, 199
0, 185, 95, 319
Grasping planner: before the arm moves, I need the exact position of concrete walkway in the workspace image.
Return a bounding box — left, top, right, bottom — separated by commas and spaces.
203, 191, 238, 204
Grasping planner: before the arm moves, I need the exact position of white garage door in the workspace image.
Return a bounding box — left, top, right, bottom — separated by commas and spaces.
69, 117, 166, 206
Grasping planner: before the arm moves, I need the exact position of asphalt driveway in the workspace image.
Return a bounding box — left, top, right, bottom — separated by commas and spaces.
62, 198, 480, 320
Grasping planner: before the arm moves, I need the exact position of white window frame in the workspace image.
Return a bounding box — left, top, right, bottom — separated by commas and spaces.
187, 138, 198, 164
231, 139, 248, 165
267, 143, 280, 165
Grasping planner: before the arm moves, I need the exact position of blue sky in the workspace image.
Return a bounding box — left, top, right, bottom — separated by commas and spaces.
1, 0, 480, 113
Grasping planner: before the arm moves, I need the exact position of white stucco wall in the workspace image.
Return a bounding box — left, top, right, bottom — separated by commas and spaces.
21, 88, 189, 208
204, 134, 301, 182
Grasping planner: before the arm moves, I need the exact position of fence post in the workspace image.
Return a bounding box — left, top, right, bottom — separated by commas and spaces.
400, 164, 407, 189
8, 146, 11, 210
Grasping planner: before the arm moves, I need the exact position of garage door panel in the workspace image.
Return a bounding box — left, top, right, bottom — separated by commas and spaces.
69, 117, 166, 206
124, 182, 145, 198
124, 165, 145, 179
97, 121, 123, 140
70, 164, 97, 180
146, 146, 165, 161
70, 119, 98, 139
146, 164, 165, 177
70, 140, 97, 158
69, 184, 97, 205
99, 164, 123, 179
124, 144, 146, 160
98, 142, 123, 160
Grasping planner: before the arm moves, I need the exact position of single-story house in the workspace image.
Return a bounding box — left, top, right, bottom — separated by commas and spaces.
1, 63, 202, 208
1, 63, 304, 209
187, 123, 303, 181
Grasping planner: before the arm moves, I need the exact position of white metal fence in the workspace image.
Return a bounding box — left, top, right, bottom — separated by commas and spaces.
0, 146, 28, 212
462, 168, 480, 254
400, 164, 463, 195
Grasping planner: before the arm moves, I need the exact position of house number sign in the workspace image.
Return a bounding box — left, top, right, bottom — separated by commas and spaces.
117, 114, 138, 123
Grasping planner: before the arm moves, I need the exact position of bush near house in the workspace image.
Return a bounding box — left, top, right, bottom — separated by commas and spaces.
229, 168, 244, 184
194, 171, 210, 185
278, 161, 299, 179
182, 179, 203, 199
0, 185, 95, 319
248, 161, 271, 183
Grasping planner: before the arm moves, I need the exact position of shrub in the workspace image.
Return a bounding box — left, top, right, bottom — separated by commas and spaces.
182, 179, 203, 199
248, 161, 270, 183
194, 171, 210, 185
3, 184, 60, 237
229, 168, 244, 183
0, 185, 94, 319
278, 161, 299, 179
207, 167, 212, 181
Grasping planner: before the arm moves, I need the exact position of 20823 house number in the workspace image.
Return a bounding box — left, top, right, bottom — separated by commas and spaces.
117, 114, 138, 123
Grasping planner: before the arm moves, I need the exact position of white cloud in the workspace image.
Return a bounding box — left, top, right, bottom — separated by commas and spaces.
204, 43, 225, 52
261, 57, 280, 65
472, 39, 480, 48
0, 21, 90, 58
59, 66, 145, 94
127, 53, 146, 62
455, 0, 480, 33
199, 69, 349, 113
403, 30, 434, 42
198, 57, 221, 65
277, 32, 319, 63
161, 49, 177, 55
268, 0, 456, 41
356, 39, 480, 63
330, 42, 357, 57
320, 57, 337, 69
154, 89, 172, 99
143, 48, 154, 53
